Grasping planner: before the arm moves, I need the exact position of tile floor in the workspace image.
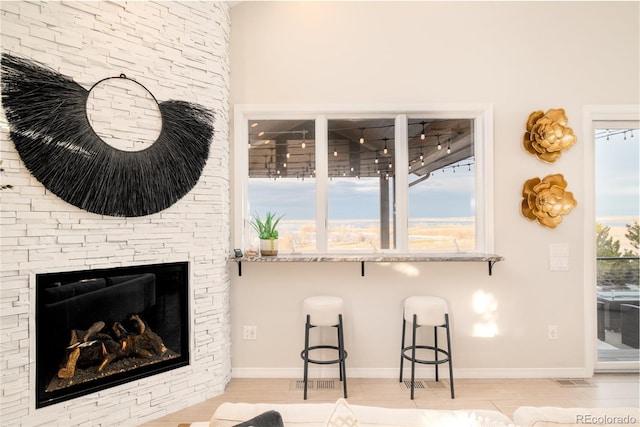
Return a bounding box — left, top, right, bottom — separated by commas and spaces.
140, 373, 639, 426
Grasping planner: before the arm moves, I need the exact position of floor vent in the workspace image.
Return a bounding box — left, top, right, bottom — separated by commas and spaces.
293, 379, 337, 390
316, 379, 336, 389
403, 380, 425, 389
553, 378, 594, 387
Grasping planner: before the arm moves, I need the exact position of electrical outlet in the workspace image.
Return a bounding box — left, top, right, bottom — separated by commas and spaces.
243, 326, 257, 340
548, 325, 558, 340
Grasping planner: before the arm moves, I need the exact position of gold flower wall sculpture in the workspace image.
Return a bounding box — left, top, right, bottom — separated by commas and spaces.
521, 174, 577, 229
523, 108, 577, 162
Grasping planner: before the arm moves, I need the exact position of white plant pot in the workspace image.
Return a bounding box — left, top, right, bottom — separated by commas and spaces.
259, 238, 278, 256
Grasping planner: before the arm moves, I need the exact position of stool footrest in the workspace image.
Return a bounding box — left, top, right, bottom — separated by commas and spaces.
402, 345, 450, 365
301, 345, 348, 365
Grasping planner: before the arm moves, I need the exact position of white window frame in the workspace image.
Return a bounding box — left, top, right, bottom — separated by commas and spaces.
233, 104, 494, 254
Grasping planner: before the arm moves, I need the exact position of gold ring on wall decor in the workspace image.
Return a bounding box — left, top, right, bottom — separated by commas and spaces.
521, 173, 577, 229
523, 108, 577, 162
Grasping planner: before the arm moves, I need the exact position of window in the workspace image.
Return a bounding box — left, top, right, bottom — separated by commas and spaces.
234, 105, 493, 255
594, 121, 639, 365
327, 118, 396, 251
407, 118, 476, 252
246, 119, 316, 252
584, 105, 640, 373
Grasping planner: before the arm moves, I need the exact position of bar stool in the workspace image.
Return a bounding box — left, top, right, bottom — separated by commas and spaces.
300, 296, 347, 400
399, 296, 454, 399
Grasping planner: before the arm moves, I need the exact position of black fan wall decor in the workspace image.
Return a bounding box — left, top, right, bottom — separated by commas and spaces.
0, 53, 214, 217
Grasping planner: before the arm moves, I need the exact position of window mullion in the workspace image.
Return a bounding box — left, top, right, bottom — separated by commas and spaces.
315, 115, 328, 253
395, 114, 409, 252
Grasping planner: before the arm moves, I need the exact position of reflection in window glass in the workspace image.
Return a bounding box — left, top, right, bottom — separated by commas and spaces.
248, 119, 316, 253
407, 119, 475, 251
327, 119, 395, 251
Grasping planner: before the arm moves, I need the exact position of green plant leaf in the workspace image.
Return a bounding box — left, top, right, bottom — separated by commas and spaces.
250, 211, 283, 239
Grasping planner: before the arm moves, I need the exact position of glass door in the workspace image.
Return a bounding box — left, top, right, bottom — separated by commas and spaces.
594, 122, 639, 367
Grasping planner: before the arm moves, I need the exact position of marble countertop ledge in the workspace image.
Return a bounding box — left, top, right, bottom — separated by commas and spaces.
233, 253, 504, 263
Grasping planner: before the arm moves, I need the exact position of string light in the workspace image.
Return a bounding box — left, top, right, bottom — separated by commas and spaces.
595, 128, 636, 140
249, 122, 476, 180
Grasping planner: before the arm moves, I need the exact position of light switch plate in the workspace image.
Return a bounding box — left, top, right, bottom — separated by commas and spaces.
549, 243, 569, 271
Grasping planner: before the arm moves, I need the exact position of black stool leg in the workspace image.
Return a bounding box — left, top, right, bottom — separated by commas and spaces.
410, 313, 417, 400
337, 314, 347, 398
445, 313, 455, 399
303, 314, 310, 400
399, 316, 406, 382
434, 325, 439, 382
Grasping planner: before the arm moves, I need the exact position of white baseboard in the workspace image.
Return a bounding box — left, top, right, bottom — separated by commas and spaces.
231, 366, 592, 379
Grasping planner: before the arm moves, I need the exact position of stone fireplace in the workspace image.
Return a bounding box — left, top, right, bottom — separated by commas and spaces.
0, 2, 231, 426
35, 262, 189, 408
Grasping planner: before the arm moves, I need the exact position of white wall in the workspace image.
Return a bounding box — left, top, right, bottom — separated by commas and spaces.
0, 2, 231, 426
228, 2, 639, 378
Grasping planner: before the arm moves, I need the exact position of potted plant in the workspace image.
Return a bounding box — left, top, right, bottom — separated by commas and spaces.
250, 211, 283, 256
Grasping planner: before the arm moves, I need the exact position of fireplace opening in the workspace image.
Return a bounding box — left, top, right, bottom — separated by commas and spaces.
36, 262, 189, 408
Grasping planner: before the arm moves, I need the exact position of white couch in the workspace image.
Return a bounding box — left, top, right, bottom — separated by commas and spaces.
188, 401, 640, 427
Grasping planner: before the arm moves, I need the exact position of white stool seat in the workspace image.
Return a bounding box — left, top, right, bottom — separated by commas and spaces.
303, 296, 344, 326
404, 296, 448, 326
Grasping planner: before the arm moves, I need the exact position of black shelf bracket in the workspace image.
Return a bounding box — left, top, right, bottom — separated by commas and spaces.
361, 261, 365, 276
238, 261, 242, 276
488, 260, 497, 276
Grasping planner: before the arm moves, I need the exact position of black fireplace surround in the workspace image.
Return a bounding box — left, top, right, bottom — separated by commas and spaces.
36, 262, 189, 408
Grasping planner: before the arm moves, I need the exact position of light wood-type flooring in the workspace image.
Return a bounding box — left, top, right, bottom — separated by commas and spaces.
140, 374, 639, 426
